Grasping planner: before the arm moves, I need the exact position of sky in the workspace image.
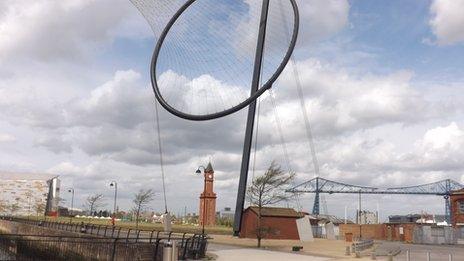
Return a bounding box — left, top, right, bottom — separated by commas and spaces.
1, 0, 464, 221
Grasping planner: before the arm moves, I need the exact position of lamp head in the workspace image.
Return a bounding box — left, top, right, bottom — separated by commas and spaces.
195, 169, 202, 174
110, 182, 114, 187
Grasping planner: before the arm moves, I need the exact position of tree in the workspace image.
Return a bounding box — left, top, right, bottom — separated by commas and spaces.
0, 200, 6, 214
8, 203, 20, 216
132, 189, 155, 229
84, 194, 105, 215
247, 162, 295, 248
34, 201, 46, 217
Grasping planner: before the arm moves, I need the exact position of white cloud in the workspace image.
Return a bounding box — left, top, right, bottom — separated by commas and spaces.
0, 133, 15, 142
0, 0, 133, 62
429, 0, 464, 45
297, 0, 350, 43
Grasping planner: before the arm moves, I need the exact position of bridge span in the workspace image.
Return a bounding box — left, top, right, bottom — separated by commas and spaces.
286, 177, 464, 223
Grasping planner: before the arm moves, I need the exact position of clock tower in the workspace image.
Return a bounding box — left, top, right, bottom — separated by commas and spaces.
199, 162, 217, 226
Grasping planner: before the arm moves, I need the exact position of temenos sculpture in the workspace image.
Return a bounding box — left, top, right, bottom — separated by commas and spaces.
132, 0, 299, 235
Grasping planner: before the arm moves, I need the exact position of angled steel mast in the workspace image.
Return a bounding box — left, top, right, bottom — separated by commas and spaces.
233, 0, 271, 236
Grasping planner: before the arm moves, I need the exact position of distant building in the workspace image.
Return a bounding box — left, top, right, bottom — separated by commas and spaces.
218, 207, 234, 219
240, 206, 305, 240
388, 214, 447, 225
0, 172, 60, 216
359, 210, 378, 224
389, 214, 422, 223
450, 189, 464, 230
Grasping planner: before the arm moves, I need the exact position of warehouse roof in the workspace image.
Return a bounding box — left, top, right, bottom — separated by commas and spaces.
0, 172, 57, 181
247, 206, 305, 218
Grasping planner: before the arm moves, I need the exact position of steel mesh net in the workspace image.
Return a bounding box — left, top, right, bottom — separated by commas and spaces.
131, 0, 296, 117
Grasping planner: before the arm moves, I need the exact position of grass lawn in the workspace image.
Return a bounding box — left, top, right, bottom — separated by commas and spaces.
22, 216, 233, 235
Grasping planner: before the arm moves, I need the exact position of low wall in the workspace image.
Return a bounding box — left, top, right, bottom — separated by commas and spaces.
339, 224, 385, 241
339, 223, 456, 244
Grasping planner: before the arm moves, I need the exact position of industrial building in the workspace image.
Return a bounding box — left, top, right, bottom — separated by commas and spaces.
0, 172, 60, 216
239, 207, 305, 240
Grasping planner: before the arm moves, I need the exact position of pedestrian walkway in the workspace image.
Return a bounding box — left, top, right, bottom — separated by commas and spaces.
211, 247, 332, 261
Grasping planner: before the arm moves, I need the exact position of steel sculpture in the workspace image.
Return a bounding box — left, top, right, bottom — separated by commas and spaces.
133, 0, 300, 235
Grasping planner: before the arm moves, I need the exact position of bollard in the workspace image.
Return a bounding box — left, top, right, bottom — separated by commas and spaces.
427, 252, 431, 261
387, 252, 393, 261
171, 240, 179, 261
345, 246, 351, 256
370, 252, 376, 260
449, 253, 452, 261
355, 251, 361, 258
406, 250, 410, 261
163, 242, 173, 261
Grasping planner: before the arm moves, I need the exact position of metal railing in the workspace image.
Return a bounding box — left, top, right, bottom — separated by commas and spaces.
0, 216, 208, 260
351, 239, 374, 253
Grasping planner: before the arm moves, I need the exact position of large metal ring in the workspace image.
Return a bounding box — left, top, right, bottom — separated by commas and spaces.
151, 0, 299, 121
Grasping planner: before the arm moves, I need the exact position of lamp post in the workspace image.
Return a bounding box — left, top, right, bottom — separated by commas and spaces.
68, 188, 74, 222
195, 166, 207, 235
110, 181, 118, 219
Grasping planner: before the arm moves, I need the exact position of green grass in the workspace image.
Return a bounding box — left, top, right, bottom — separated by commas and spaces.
22, 216, 233, 235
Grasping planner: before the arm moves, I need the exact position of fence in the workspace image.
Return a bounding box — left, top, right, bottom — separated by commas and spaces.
0, 217, 208, 260
351, 239, 374, 253
312, 226, 323, 238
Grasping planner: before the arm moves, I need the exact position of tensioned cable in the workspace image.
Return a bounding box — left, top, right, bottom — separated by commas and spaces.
154, 100, 168, 213
268, 89, 292, 173
268, 89, 302, 211
251, 96, 262, 181
277, 0, 320, 177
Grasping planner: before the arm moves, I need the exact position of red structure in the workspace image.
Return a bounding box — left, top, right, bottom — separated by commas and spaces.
450, 189, 464, 227
199, 162, 216, 226
239, 207, 304, 240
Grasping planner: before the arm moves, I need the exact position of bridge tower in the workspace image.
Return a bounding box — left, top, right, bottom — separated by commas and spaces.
312, 177, 320, 215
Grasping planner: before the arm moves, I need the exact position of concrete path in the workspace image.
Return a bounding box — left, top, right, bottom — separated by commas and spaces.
209, 244, 333, 261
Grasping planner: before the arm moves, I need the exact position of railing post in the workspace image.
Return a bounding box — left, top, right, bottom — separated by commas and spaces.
117, 227, 121, 238
111, 238, 118, 261
150, 230, 155, 243
135, 230, 141, 243
154, 238, 162, 260
126, 229, 131, 242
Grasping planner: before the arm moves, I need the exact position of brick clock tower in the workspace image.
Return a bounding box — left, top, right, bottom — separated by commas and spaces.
199, 162, 217, 226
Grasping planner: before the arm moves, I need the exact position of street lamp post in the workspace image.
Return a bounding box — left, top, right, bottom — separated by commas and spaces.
195, 166, 207, 235
68, 188, 74, 222
110, 181, 118, 220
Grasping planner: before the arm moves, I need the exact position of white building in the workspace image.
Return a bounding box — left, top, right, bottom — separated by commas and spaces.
0, 172, 60, 216
359, 210, 378, 224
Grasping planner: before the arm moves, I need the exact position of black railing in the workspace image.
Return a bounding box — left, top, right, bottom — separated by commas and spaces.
0, 216, 208, 260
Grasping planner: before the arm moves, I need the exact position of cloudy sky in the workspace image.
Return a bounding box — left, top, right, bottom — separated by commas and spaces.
1, 0, 464, 221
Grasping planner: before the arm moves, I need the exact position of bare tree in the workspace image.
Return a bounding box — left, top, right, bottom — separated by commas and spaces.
0, 200, 7, 214
84, 194, 105, 215
132, 189, 155, 229
34, 201, 46, 217
247, 162, 295, 248
8, 203, 20, 216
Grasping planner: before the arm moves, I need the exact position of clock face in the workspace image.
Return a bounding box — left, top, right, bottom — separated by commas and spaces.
208, 174, 213, 179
